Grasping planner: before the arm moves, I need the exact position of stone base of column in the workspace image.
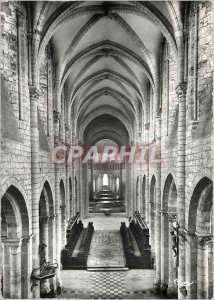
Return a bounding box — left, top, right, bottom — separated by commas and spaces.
40, 279, 51, 298
167, 285, 178, 299
56, 269, 63, 295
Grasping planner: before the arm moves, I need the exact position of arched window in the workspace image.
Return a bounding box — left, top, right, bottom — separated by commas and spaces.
103, 174, 108, 186
116, 177, 119, 192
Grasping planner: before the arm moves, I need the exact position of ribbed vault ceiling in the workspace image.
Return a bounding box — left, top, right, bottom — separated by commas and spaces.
33, 1, 183, 145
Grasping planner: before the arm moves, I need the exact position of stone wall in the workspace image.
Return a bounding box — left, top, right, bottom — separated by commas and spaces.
185, 1, 213, 211
1, 2, 32, 215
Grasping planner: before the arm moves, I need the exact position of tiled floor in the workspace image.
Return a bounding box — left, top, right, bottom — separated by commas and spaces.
60, 269, 157, 299
91, 272, 126, 299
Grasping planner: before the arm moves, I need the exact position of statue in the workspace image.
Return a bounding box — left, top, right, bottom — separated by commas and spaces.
170, 222, 179, 257
170, 231, 178, 257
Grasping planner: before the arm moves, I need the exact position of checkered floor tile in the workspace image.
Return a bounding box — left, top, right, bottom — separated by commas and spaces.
90, 272, 126, 299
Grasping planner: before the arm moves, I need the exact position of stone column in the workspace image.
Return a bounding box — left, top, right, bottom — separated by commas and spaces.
119, 163, 123, 198
2, 239, 22, 299
21, 236, 32, 298
145, 122, 150, 224
90, 161, 94, 197
17, 8, 24, 120
39, 218, 51, 297
40, 217, 49, 260
149, 199, 155, 260
175, 83, 187, 298
53, 110, 62, 288
197, 235, 212, 299
145, 172, 150, 223
0, 240, 3, 299
138, 175, 142, 213
185, 230, 197, 299
2, 238, 10, 298
65, 124, 71, 222
138, 131, 143, 214
79, 158, 88, 218
208, 240, 213, 299
94, 176, 97, 193
161, 210, 169, 282
72, 172, 76, 215
130, 163, 134, 216
84, 163, 89, 218
110, 175, 113, 192
109, 174, 111, 191
125, 163, 131, 217
10, 240, 22, 299
30, 86, 41, 298
193, 3, 199, 122
61, 204, 67, 248
113, 176, 116, 193
99, 174, 102, 191
79, 162, 84, 218
48, 215, 56, 293
0, 52, 2, 295
71, 132, 76, 215
154, 113, 161, 283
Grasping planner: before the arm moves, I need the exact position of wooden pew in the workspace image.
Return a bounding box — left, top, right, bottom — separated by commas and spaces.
61, 222, 94, 269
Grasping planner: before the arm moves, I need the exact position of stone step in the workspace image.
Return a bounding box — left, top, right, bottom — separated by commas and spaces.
87, 267, 129, 271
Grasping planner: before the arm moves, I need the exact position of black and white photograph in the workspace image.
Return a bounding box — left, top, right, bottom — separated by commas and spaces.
0, 0, 213, 299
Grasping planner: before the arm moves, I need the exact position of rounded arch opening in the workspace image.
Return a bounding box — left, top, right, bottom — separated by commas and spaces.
1, 185, 30, 299
187, 177, 213, 299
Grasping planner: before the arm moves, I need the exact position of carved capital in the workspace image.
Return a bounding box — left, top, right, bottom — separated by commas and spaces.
22, 234, 33, 244
17, 9, 24, 26
145, 122, 150, 130
156, 108, 162, 118
175, 83, 187, 98
71, 131, 76, 139
160, 210, 168, 216
197, 234, 213, 247
39, 215, 49, 222
192, 2, 200, 15
29, 86, 40, 99
60, 204, 66, 210
183, 30, 189, 39
27, 31, 33, 41
65, 124, 70, 132
49, 213, 56, 220
167, 212, 177, 223
10, 245, 21, 255
183, 229, 195, 237
53, 110, 61, 122
3, 238, 22, 254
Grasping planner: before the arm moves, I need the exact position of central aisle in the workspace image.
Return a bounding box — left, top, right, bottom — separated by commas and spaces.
87, 230, 126, 269
60, 215, 157, 299
85, 214, 127, 270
